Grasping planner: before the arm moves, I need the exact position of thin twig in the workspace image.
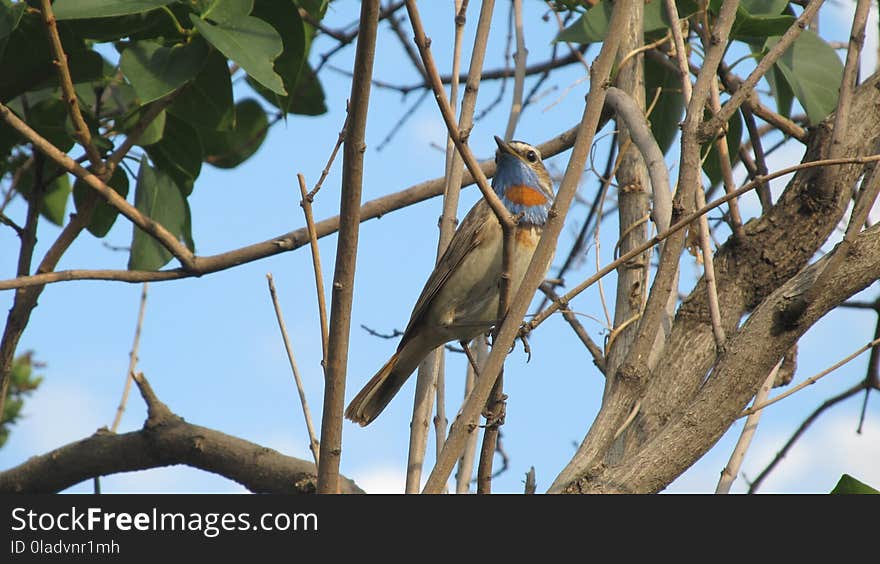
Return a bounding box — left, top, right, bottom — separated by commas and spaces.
404, 0, 515, 231
106, 93, 179, 174
536, 133, 616, 313
455, 335, 486, 493
539, 284, 605, 374
857, 314, 880, 433
824, 0, 871, 190
716, 360, 780, 494
266, 274, 321, 468
311, 113, 350, 201
741, 107, 773, 211
694, 183, 726, 349
502, 0, 527, 141
666, 1, 725, 348
110, 283, 149, 433
742, 337, 880, 417
747, 381, 865, 493
298, 174, 329, 372
39, 0, 105, 173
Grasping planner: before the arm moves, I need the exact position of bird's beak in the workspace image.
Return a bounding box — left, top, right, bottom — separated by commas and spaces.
494, 135, 516, 157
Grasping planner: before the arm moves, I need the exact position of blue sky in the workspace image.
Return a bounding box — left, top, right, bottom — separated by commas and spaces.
1, 1, 878, 494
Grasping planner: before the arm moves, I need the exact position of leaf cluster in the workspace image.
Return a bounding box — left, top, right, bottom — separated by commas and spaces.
0, 0, 328, 270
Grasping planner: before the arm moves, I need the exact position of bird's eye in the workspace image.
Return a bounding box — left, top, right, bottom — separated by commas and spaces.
526, 150, 537, 163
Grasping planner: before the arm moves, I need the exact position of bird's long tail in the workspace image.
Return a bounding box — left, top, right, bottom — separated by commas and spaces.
345, 342, 426, 426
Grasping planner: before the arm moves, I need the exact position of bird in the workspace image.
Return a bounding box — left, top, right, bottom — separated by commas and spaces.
345, 136, 555, 426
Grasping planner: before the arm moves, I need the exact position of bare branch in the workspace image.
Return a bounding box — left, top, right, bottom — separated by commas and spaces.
317, 0, 381, 494
747, 382, 866, 494
716, 360, 780, 494
298, 174, 330, 370
742, 336, 880, 417
404, 0, 515, 231
38, 0, 105, 173
502, 0, 528, 141
110, 283, 149, 433
0, 373, 362, 494
267, 274, 321, 468
604, 87, 671, 231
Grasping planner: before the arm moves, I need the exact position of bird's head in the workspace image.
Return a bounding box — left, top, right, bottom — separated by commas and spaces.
492, 136, 554, 225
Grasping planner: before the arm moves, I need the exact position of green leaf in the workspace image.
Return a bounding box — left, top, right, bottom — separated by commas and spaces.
702, 109, 742, 188
168, 49, 234, 130
128, 157, 189, 271
251, 0, 306, 114
24, 98, 76, 153
767, 30, 843, 124
121, 106, 167, 147
41, 174, 72, 226
87, 81, 138, 121
199, 98, 268, 168
66, 11, 172, 42
15, 166, 72, 226
0, 1, 25, 42
287, 65, 326, 115
120, 37, 210, 104
1, 353, 43, 448
556, 0, 698, 44
730, 9, 794, 41
73, 166, 130, 237
0, 14, 103, 103
740, 0, 788, 15
644, 59, 683, 155
249, 63, 326, 116
146, 113, 203, 195
201, 0, 254, 24
189, 12, 286, 95
831, 474, 879, 494
53, 0, 177, 20
765, 63, 794, 119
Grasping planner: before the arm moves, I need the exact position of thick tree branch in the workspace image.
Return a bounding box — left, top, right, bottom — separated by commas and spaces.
0, 374, 362, 494
564, 219, 880, 493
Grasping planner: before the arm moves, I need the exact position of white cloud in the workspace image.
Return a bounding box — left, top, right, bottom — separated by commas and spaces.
351, 466, 408, 494
743, 415, 880, 493
94, 466, 242, 494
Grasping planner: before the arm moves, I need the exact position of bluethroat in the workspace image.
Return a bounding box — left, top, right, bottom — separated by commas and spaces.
345, 136, 555, 426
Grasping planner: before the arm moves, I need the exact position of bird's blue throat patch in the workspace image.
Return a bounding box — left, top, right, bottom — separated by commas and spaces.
493, 154, 550, 225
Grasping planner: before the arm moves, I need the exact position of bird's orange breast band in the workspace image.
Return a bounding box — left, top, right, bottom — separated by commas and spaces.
504, 184, 547, 207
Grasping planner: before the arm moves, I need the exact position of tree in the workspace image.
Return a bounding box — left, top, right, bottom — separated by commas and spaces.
0, 0, 878, 494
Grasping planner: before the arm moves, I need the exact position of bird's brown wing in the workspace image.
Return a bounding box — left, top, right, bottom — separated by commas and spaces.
398, 199, 496, 347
